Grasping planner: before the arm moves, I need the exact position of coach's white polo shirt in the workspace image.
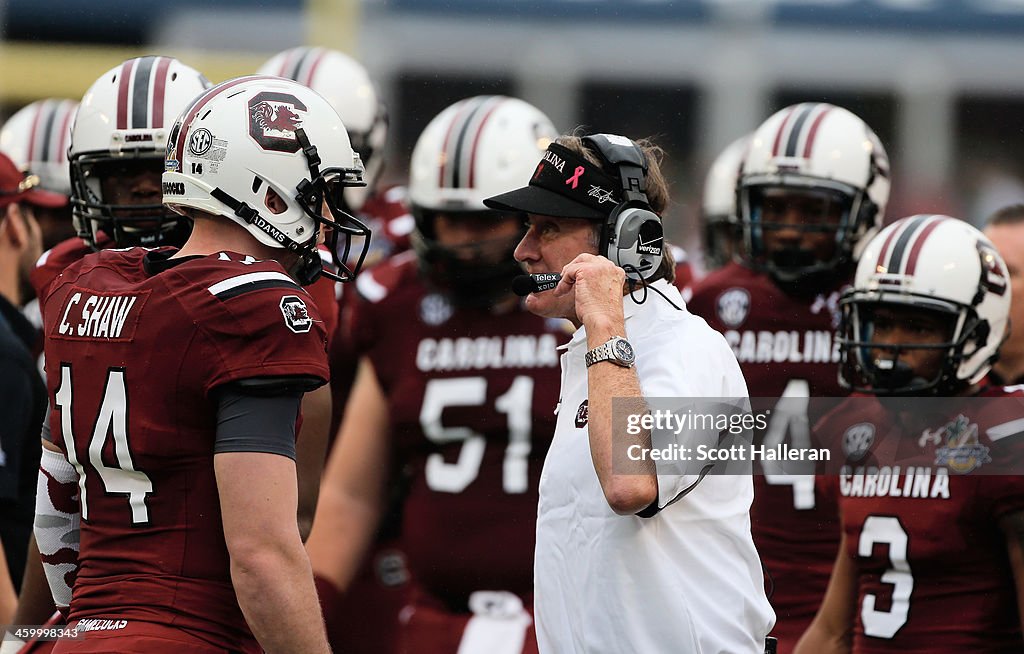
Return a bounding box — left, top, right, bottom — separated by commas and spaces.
534, 280, 775, 653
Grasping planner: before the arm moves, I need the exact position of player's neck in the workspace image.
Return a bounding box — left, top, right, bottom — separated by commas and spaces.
173, 215, 275, 261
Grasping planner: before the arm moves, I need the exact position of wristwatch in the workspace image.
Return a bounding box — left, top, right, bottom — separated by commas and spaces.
585, 336, 636, 368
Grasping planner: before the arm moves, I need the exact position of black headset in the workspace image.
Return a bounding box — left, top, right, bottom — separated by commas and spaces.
582, 134, 665, 281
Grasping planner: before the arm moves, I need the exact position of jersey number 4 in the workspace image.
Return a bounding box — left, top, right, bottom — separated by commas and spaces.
55, 364, 153, 525
762, 379, 816, 509
420, 376, 533, 494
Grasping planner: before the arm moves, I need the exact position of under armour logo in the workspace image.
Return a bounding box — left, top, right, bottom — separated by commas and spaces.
565, 166, 584, 189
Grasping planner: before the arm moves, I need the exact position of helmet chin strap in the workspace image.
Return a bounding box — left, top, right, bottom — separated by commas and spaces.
208, 185, 326, 286
209, 187, 310, 254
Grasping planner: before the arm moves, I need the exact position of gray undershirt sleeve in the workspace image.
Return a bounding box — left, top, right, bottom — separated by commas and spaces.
214, 386, 303, 459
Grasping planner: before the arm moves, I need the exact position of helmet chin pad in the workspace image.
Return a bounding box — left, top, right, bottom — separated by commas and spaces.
871, 358, 927, 395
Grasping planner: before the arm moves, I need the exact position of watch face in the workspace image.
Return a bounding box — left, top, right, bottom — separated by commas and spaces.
614, 339, 635, 362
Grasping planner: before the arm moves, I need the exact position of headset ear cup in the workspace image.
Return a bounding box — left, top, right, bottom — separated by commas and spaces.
607, 206, 664, 280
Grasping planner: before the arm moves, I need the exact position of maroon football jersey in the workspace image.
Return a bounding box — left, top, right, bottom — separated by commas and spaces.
688, 261, 848, 651
31, 234, 113, 318
356, 185, 414, 268
348, 252, 565, 605
816, 387, 1024, 652
42, 248, 328, 652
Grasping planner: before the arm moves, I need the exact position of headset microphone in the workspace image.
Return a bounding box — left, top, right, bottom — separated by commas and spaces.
512, 272, 561, 296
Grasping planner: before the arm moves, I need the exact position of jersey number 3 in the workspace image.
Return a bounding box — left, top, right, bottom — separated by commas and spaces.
859, 515, 913, 638
55, 364, 153, 524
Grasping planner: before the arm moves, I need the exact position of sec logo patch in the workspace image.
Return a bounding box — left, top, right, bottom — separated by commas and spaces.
716, 288, 750, 328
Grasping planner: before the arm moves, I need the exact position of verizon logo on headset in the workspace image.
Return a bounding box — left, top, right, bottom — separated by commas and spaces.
636, 222, 663, 256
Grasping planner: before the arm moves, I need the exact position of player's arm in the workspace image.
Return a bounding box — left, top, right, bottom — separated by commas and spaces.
305, 357, 390, 604
296, 384, 332, 542
213, 386, 330, 654
32, 431, 79, 616
794, 531, 856, 654
999, 509, 1024, 635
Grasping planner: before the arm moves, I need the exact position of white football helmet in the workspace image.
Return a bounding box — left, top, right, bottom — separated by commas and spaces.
70, 56, 211, 249
0, 99, 78, 196
163, 75, 370, 285
739, 102, 890, 285
257, 47, 387, 212
839, 215, 1010, 395
408, 95, 557, 306
701, 134, 749, 270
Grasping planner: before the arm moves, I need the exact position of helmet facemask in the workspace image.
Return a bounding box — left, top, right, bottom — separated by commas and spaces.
412, 208, 526, 309
740, 182, 863, 291
68, 56, 212, 250
209, 128, 371, 286
71, 152, 192, 250
737, 103, 889, 291
838, 293, 992, 396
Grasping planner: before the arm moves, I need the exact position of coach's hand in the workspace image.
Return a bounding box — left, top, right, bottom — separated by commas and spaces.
556, 253, 626, 334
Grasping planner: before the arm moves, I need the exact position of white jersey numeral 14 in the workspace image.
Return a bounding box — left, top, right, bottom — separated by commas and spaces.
55, 364, 153, 524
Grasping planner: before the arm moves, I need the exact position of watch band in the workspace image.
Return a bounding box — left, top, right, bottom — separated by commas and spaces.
585, 336, 635, 368
585, 342, 614, 368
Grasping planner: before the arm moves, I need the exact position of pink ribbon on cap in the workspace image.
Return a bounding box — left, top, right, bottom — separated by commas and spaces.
565, 166, 584, 189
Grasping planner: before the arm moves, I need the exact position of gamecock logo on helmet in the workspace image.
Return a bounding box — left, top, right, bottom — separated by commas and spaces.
248, 92, 308, 153
977, 241, 1008, 297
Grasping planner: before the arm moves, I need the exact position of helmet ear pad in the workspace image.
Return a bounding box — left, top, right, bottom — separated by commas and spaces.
603, 204, 664, 281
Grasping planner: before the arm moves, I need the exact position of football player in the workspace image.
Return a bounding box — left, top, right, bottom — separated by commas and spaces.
797, 215, 1024, 652
1, 57, 213, 649
306, 95, 564, 654
0, 99, 78, 252
30, 56, 210, 308
687, 102, 891, 652
38, 75, 369, 653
